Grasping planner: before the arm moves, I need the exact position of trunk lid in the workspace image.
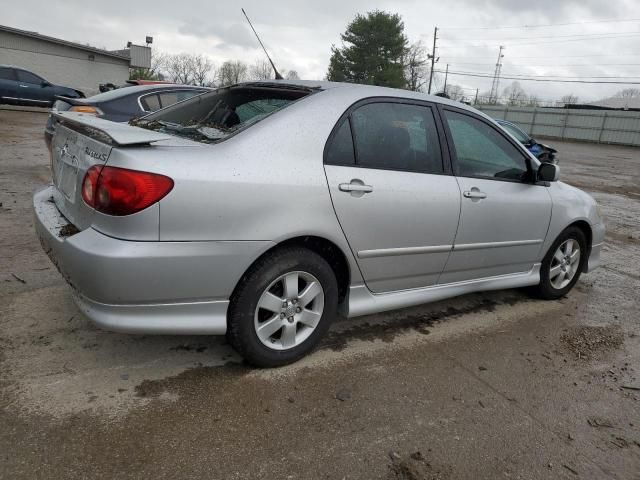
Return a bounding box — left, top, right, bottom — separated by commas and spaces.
50, 112, 171, 229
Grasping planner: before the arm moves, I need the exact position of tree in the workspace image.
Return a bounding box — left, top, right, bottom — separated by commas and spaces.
527, 95, 540, 107
218, 60, 248, 86
165, 53, 196, 84
326, 10, 408, 88
404, 41, 428, 92
447, 84, 465, 102
285, 70, 300, 80
614, 88, 640, 98
561, 93, 579, 105
191, 54, 214, 86
503, 81, 527, 106
249, 60, 274, 81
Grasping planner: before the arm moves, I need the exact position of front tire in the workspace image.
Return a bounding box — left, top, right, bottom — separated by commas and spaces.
533, 226, 587, 300
227, 246, 338, 367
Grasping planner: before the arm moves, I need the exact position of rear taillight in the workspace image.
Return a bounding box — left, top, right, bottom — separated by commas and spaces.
69, 105, 102, 116
81, 165, 173, 216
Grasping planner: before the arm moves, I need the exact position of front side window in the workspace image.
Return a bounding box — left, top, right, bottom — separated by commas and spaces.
140, 94, 161, 112
350, 102, 443, 173
158, 90, 203, 108
16, 70, 43, 84
444, 110, 528, 181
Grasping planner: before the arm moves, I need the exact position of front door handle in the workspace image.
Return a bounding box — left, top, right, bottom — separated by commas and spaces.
463, 188, 487, 200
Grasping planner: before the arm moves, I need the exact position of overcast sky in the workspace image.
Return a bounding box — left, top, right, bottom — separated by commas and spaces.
4, 0, 640, 102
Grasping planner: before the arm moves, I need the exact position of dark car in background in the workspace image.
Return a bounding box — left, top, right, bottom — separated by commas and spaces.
0, 65, 83, 107
496, 119, 557, 163
44, 84, 209, 149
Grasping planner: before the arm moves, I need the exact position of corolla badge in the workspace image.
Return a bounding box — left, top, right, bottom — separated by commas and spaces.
84, 147, 108, 162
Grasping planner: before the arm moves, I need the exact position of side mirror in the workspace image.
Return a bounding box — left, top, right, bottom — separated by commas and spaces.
41, 81, 51, 87
537, 163, 559, 182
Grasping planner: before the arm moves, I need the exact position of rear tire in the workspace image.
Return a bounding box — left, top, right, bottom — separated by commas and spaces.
227, 246, 338, 367
533, 226, 587, 300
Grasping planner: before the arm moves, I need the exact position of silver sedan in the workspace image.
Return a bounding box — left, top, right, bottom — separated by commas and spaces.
34, 80, 605, 367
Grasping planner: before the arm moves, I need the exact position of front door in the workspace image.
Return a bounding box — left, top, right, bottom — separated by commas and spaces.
15, 69, 51, 105
324, 100, 461, 293
438, 108, 552, 284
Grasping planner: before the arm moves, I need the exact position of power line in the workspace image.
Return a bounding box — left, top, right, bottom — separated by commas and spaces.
440, 17, 640, 30
434, 70, 640, 84
440, 33, 640, 48
440, 54, 640, 59
437, 69, 640, 79
441, 62, 640, 67
439, 32, 640, 42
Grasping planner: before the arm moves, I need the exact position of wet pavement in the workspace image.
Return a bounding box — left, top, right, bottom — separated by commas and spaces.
1, 108, 639, 479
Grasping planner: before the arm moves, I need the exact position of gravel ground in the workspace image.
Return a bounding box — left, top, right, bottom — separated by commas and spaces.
1, 108, 639, 479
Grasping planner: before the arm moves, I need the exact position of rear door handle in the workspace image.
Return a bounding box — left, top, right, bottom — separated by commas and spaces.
339, 178, 373, 197
339, 183, 373, 193
463, 188, 487, 199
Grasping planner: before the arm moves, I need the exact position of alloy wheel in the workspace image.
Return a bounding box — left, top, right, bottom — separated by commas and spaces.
549, 239, 581, 290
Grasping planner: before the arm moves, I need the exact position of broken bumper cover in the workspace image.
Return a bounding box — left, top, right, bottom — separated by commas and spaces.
33, 186, 273, 335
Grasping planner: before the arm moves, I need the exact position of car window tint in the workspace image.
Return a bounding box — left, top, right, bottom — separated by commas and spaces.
350, 102, 443, 173
158, 90, 201, 108
445, 111, 528, 181
141, 94, 161, 112
325, 119, 355, 166
500, 122, 529, 143
0, 67, 16, 81
16, 70, 43, 84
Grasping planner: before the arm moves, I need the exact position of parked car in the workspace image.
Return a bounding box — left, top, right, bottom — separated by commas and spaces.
99, 79, 174, 92
33, 80, 604, 367
44, 84, 210, 151
0, 65, 83, 107
496, 119, 557, 163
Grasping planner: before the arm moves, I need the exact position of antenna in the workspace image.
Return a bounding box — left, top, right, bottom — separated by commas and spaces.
241, 8, 283, 80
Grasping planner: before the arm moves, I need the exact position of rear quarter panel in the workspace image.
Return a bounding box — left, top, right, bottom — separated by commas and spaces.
150, 88, 368, 283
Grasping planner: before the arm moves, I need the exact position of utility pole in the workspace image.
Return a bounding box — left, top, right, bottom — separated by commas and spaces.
427, 26, 438, 94
474, 88, 479, 105
443, 63, 449, 95
489, 45, 505, 104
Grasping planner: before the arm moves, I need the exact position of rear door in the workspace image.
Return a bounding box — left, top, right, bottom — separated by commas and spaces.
438, 107, 552, 284
0, 67, 17, 102
324, 99, 461, 293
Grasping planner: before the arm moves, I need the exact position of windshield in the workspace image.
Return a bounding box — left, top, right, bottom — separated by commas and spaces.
131, 84, 314, 143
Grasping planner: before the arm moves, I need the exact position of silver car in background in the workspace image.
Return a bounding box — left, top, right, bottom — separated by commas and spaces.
33, 80, 605, 367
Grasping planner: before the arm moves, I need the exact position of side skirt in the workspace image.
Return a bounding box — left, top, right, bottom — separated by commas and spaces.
346, 264, 541, 318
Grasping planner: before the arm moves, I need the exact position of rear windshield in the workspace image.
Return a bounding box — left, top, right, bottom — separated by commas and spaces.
131, 84, 315, 143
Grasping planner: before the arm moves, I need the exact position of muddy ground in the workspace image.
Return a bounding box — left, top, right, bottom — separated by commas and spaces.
1, 108, 639, 479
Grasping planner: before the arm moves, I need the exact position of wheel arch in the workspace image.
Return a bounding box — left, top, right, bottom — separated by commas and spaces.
567, 220, 592, 272
230, 235, 352, 306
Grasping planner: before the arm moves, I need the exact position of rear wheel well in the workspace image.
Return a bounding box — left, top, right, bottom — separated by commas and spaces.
233, 236, 351, 304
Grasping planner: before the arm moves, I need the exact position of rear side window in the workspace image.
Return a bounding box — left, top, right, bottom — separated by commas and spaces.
16, 70, 43, 84
140, 94, 161, 112
0, 67, 16, 81
350, 102, 443, 173
158, 90, 202, 107
444, 110, 528, 181
325, 120, 355, 166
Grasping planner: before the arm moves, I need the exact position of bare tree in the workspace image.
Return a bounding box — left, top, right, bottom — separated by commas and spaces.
249, 60, 274, 81
560, 93, 579, 105
403, 41, 428, 92
285, 70, 300, 80
191, 54, 215, 86
503, 81, 527, 106
614, 88, 640, 98
165, 53, 195, 84
527, 95, 540, 107
447, 84, 465, 102
218, 60, 248, 86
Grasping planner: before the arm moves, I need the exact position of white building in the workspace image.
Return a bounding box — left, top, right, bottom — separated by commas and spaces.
0, 25, 150, 96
